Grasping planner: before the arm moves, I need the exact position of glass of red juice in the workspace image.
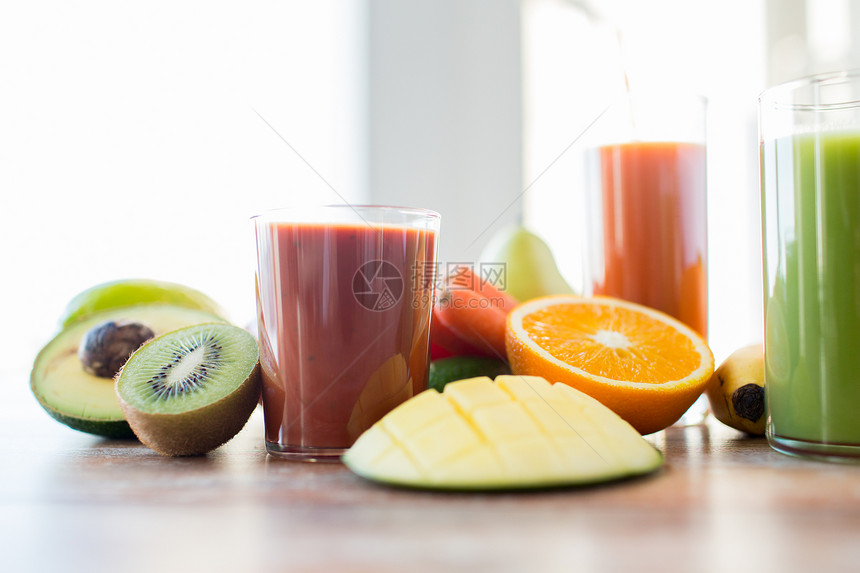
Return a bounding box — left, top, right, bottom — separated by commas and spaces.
252, 205, 440, 461
583, 92, 708, 425
584, 92, 708, 338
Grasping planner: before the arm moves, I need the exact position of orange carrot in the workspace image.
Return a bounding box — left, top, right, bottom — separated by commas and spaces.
443, 267, 518, 311
434, 286, 509, 359
430, 308, 492, 358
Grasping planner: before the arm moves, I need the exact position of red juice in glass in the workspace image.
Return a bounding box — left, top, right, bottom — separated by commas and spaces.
253, 206, 439, 461
584, 93, 708, 339
589, 141, 708, 336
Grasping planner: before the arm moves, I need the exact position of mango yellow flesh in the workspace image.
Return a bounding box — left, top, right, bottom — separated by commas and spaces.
343, 375, 663, 490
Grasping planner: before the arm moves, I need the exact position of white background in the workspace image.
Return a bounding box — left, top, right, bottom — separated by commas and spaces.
1, 2, 366, 371
3, 0, 858, 408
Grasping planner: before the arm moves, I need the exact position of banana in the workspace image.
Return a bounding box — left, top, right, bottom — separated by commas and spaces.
705, 343, 766, 435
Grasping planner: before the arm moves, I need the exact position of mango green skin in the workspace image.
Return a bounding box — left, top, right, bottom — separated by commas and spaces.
344, 375, 663, 491
61, 279, 227, 327
479, 226, 575, 302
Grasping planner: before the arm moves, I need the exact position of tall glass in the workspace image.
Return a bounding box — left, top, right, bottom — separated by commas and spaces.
584, 92, 708, 339
760, 70, 860, 461
253, 205, 440, 461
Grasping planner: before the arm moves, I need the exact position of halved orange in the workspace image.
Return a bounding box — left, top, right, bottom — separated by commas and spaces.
505, 295, 714, 435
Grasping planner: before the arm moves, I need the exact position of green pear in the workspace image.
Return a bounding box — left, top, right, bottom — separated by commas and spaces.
478, 226, 575, 302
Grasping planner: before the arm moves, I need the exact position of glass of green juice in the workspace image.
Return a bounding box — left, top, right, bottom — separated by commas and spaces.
760, 70, 860, 461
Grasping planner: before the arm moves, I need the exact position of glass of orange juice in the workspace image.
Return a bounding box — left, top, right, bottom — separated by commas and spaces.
583, 92, 708, 423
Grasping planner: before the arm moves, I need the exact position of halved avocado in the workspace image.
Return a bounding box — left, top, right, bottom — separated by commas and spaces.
60, 279, 228, 328
31, 304, 227, 438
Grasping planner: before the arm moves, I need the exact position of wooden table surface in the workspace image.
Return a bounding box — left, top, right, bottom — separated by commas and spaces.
4, 370, 860, 573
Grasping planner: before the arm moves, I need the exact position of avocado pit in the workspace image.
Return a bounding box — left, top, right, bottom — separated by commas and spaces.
78, 320, 155, 378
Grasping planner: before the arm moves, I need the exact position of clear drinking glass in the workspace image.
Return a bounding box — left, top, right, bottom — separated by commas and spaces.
253, 205, 440, 461
583, 92, 709, 426
760, 70, 860, 461
584, 92, 708, 337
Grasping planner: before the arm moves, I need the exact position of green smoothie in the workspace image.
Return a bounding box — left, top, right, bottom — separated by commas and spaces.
763, 131, 860, 445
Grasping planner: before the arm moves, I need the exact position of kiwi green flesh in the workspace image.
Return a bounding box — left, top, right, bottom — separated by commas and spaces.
121, 362, 261, 456
116, 323, 261, 456
117, 324, 258, 415
31, 304, 226, 436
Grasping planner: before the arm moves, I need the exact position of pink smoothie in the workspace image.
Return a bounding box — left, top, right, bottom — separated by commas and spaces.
255, 222, 437, 452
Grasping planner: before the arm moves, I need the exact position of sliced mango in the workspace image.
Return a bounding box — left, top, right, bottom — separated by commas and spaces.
343, 375, 663, 490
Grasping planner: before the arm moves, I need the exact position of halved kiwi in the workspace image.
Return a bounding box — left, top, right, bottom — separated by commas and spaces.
116, 323, 261, 456
31, 304, 227, 438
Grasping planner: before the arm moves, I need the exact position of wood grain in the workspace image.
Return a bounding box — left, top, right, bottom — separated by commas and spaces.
4, 381, 860, 573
